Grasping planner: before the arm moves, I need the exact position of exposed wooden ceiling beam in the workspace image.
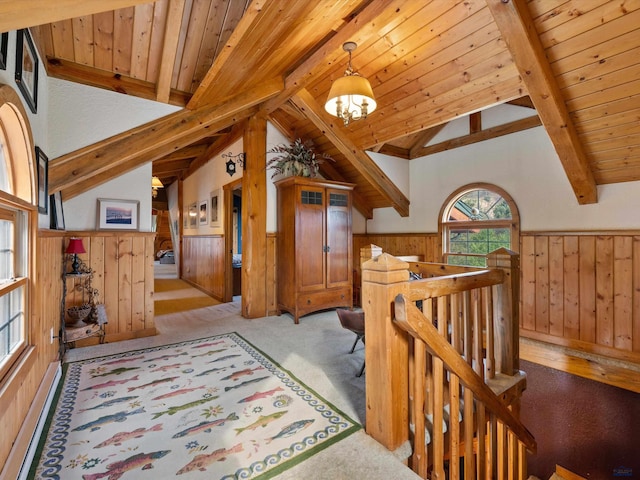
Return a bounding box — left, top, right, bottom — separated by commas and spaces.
291, 88, 410, 217
486, 0, 597, 204
0, 0, 152, 31
408, 124, 448, 159
153, 159, 193, 175
412, 115, 542, 158
156, 0, 186, 104
51, 77, 283, 198
46, 57, 191, 107
153, 144, 209, 164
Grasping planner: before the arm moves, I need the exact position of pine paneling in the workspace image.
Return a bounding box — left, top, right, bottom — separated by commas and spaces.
521, 232, 640, 363
182, 235, 225, 300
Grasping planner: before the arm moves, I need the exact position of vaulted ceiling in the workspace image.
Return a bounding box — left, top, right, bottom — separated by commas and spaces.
3, 0, 639, 217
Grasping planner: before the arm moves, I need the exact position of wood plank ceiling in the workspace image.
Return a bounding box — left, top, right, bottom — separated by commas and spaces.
5, 0, 639, 216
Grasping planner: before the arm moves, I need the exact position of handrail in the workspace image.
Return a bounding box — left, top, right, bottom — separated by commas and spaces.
406, 268, 503, 300
394, 293, 537, 452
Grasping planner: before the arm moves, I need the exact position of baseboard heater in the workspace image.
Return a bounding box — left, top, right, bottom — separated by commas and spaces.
16, 362, 62, 480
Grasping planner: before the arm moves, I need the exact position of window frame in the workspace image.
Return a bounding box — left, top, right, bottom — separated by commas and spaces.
438, 183, 520, 266
0, 84, 36, 382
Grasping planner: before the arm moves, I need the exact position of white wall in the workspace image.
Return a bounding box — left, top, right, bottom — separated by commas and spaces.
47, 78, 180, 231
363, 123, 640, 234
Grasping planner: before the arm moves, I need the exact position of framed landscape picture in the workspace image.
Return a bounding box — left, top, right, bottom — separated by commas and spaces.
210, 189, 221, 228
97, 198, 139, 230
0, 32, 8, 70
188, 202, 197, 229
15, 29, 38, 113
199, 200, 208, 225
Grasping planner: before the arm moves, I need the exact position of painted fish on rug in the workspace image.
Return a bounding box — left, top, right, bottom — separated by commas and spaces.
266, 419, 315, 444
94, 424, 163, 448
221, 366, 265, 381
127, 376, 179, 392
72, 407, 146, 432
77, 396, 139, 412
90, 367, 140, 378
172, 412, 239, 438
176, 443, 243, 475
224, 376, 269, 392
235, 410, 287, 435
191, 340, 225, 348
150, 363, 189, 372
151, 385, 205, 400
237, 386, 284, 403
208, 354, 241, 363
194, 364, 235, 377
100, 355, 145, 366
80, 375, 139, 391
190, 348, 226, 358
143, 352, 188, 362
81, 449, 170, 480
151, 395, 219, 419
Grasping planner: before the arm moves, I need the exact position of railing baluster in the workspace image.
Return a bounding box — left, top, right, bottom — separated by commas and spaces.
476, 401, 486, 480
484, 286, 495, 379
412, 338, 428, 477
463, 385, 475, 479
449, 373, 461, 479
472, 288, 483, 379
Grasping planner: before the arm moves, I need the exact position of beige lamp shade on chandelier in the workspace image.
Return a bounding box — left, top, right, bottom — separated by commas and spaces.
325, 42, 376, 126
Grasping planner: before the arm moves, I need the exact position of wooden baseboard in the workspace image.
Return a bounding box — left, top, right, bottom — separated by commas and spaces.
0, 362, 60, 480
520, 338, 640, 393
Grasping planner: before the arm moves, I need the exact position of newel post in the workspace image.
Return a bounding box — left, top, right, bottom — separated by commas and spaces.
486, 248, 520, 375
361, 249, 410, 451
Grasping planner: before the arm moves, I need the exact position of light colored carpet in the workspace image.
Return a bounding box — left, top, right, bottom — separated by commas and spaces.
65, 288, 421, 479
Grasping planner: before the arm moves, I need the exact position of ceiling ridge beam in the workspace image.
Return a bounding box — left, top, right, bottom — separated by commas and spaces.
486, 0, 597, 204
50, 77, 283, 198
292, 88, 410, 217
412, 115, 542, 158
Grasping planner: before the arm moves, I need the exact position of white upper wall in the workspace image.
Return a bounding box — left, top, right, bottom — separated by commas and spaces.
47, 78, 180, 231
364, 125, 640, 233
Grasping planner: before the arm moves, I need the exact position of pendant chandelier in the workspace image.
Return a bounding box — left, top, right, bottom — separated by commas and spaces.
325, 42, 376, 126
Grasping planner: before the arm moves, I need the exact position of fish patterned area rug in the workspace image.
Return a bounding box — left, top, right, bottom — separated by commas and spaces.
29, 332, 360, 479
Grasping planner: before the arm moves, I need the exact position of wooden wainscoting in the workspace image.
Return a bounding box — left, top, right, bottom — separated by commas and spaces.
520, 232, 640, 362
353, 233, 441, 271
48, 230, 157, 345
182, 235, 225, 300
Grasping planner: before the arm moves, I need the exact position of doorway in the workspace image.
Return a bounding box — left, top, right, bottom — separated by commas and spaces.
224, 179, 242, 302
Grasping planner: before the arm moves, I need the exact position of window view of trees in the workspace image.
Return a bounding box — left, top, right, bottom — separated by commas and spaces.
442, 187, 518, 267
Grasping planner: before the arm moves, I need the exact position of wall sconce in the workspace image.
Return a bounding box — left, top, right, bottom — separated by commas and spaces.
224, 152, 246, 176
65, 237, 86, 275
152, 176, 164, 198
325, 42, 377, 126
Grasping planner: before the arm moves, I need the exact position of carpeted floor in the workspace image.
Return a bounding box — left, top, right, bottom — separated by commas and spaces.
55, 271, 421, 480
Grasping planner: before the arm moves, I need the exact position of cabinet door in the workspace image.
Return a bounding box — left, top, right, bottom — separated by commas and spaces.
326, 189, 351, 288
296, 186, 326, 291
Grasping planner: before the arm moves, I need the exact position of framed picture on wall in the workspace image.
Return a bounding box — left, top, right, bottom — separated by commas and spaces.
0, 32, 8, 70
15, 29, 38, 114
97, 198, 139, 230
188, 202, 197, 229
49, 191, 65, 230
36, 146, 48, 213
199, 200, 208, 225
210, 189, 221, 228
183, 207, 188, 229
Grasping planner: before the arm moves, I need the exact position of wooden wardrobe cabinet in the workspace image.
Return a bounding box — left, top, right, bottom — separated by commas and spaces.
275, 177, 354, 323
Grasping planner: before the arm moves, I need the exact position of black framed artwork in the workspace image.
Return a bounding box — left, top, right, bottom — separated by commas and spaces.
15, 29, 38, 113
0, 32, 8, 70
36, 146, 48, 214
49, 192, 65, 230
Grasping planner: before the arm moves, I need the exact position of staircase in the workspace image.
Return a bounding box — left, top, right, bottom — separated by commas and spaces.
360, 246, 536, 479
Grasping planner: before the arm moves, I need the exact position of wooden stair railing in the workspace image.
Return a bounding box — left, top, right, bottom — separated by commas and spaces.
360, 246, 534, 479
394, 294, 536, 479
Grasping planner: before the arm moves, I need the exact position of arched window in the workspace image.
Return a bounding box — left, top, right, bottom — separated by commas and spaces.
0, 84, 35, 379
439, 183, 519, 267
